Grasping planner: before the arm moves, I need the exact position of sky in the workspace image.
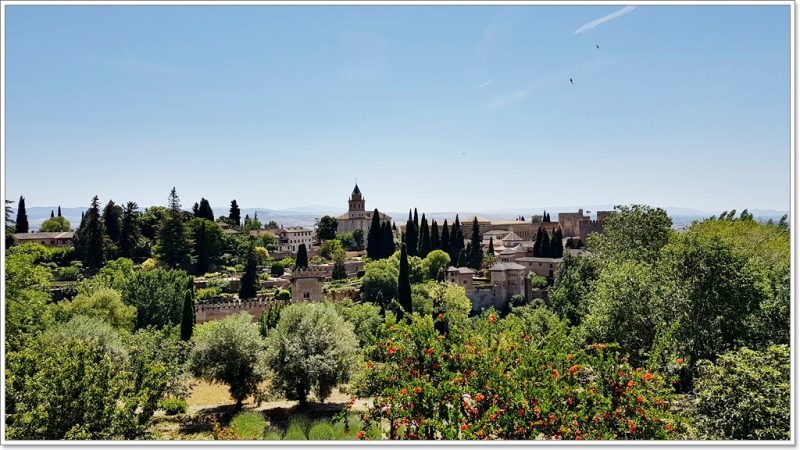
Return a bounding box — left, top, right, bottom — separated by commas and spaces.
4, 4, 792, 214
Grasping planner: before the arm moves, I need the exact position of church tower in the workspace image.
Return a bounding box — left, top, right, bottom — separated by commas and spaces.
348, 184, 365, 212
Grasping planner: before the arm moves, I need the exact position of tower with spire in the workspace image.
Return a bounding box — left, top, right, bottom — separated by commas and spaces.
348, 183, 365, 213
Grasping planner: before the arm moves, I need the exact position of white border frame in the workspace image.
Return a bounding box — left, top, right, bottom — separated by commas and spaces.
0, 0, 795, 447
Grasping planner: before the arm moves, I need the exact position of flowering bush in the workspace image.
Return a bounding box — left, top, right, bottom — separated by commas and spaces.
348, 310, 683, 440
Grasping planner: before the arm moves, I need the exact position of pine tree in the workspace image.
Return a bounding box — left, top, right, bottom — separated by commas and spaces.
533, 227, 544, 257
367, 209, 383, 260
467, 217, 483, 270
118, 202, 140, 259
239, 244, 259, 299
488, 237, 495, 255
440, 219, 451, 255
405, 215, 419, 258
157, 187, 193, 270
102, 200, 122, 244
15, 196, 28, 233
229, 200, 241, 227
296, 243, 309, 268
180, 278, 195, 341
541, 229, 551, 258
57, 205, 62, 217
418, 214, 431, 257
80, 196, 106, 269
397, 243, 412, 319
430, 220, 439, 251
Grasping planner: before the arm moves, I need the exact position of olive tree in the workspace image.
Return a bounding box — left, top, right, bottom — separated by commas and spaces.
188, 312, 267, 409
265, 303, 359, 407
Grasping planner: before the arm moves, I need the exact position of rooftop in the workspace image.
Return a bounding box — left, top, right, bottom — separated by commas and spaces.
516, 257, 564, 263
447, 266, 476, 274
489, 262, 526, 271
15, 231, 74, 239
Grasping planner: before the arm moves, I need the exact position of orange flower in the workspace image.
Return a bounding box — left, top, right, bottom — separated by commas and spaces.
461, 424, 468, 431
400, 388, 407, 395
642, 371, 654, 382
438, 313, 444, 319
489, 414, 497, 422
627, 380, 635, 388
475, 393, 485, 402
489, 313, 497, 324
677, 357, 684, 365
426, 348, 434, 356
366, 360, 373, 369
568, 364, 581, 376
356, 431, 365, 439
567, 354, 574, 361
636, 396, 644, 403
552, 369, 559, 379
415, 386, 422, 394
628, 419, 636, 433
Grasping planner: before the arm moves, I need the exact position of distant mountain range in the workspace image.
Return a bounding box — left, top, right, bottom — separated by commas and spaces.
9, 205, 789, 232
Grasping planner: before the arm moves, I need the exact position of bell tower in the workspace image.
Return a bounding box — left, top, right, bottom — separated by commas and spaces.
348, 183, 365, 212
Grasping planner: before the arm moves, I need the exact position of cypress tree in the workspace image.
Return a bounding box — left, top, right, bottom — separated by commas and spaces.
467, 217, 483, 270
102, 200, 122, 244
332, 260, 347, 280
50, 210, 54, 218
430, 220, 439, 250
397, 243, 412, 319
192, 202, 200, 217
418, 214, 430, 257
118, 202, 140, 259
413, 208, 419, 232
533, 227, 544, 257
488, 237, 495, 255
367, 209, 383, 259
296, 243, 309, 268
229, 200, 241, 227
81, 196, 106, 269
15, 196, 28, 233
57, 205, 62, 217
197, 198, 214, 221
180, 279, 195, 341
392, 222, 397, 231
549, 229, 560, 258
405, 216, 418, 258
239, 244, 258, 299
541, 229, 551, 258
450, 216, 465, 266
382, 221, 395, 258
194, 220, 210, 275
440, 219, 451, 255
157, 187, 193, 270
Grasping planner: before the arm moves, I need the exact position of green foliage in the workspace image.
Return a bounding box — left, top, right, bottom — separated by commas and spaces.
55, 287, 136, 331
180, 283, 195, 341
422, 249, 450, 280
155, 187, 194, 270
190, 218, 224, 275
159, 398, 188, 416
258, 302, 284, 337
6, 319, 188, 439
692, 345, 789, 440
275, 288, 291, 301
316, 215, 339, 243
588, 205, 672, 263
239, 244, 259, 299
308, 421, 336, 440
270, 262, 285, 277
5, 250, 54, 353
39, 216, 71, 232
196, 287, 222, 301
265, 303, 359, 406
229, 200, 241, 227
74, 196, 107, 269
320, 239, 346, 262
351, 313, 683, 440
397, 243, 412, 317
54, 265, 82, 281
361, 258, 399, 306
352, 228, 365, 250
229, 411, 267, 440
121, 268, 190, 329
95, 257, 136, 291
332, 299, 384, 346
548, 254, 597, 326
14, 195, 28, 233
295, 244, 308, 268
332, 260, 347, 280
530, 274, 548, 288
189, 312, 267, 408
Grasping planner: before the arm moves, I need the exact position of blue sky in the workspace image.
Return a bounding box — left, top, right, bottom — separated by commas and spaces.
4, 4, 791, 213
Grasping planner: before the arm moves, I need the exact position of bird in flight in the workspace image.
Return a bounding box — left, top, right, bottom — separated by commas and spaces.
596, 44, 600, 49
570, 78, 574, 84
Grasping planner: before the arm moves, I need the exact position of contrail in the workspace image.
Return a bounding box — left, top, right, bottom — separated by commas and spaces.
478, 79, 494, 88
574, 6, 637, 34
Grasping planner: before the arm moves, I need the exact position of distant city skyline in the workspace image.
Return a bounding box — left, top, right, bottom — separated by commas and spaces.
4, 4, 791, 212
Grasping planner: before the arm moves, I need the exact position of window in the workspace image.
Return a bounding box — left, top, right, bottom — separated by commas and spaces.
303, 292, 310, 299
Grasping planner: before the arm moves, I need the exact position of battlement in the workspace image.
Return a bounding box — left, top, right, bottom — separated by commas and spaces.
291, 265, 331, 278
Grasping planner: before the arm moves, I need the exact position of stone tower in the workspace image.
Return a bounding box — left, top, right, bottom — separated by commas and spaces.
348, 184, 365, 212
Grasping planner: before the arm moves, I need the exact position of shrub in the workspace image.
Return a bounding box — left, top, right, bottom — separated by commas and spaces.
196, 287, 222, 301
270, 262, 285, 277
284, 430, 308, 440
159, 398, 188, 416
692, 345, 789, 440
141, 258, 157, 271
55, 287, 136, 331
350, 313, 683, 440
530, 274, 548, 288
275, 289, 291, 301
308, 421, 337, 440
285, 416, 310, 439
229, 411, 267, 440
55, 265, 82, 282
265, 303, 359, 407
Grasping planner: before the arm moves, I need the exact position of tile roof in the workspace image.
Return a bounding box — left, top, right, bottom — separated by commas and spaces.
489, 262, 526, 271
15, 231, 74, 240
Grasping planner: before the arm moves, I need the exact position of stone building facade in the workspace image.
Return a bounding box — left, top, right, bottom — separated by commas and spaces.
336, 184, 392, 246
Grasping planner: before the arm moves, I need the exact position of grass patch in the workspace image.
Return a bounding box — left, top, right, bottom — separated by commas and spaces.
229, 411, 267, 440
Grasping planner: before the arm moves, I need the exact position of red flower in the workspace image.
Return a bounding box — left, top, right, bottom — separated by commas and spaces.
552, 369, 559, 379
677, 357, 684, 365
415, 386, 422, 395
400, 388, 407, 395
518, 408, 525, 416
356, 431, 365, 439
627, 380, 635, 388
426, 348, 434, 356
432, 362, 440, 370
568, 364, 581, 376
438, 313, 445, 319
575, 436, 582, 440
366, 360, 373, 369
489, 414, 497, 422
475, 393, 485, 402
642, 371, 654, 382
461, 424, 468, 431
636, 396, 644, 403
